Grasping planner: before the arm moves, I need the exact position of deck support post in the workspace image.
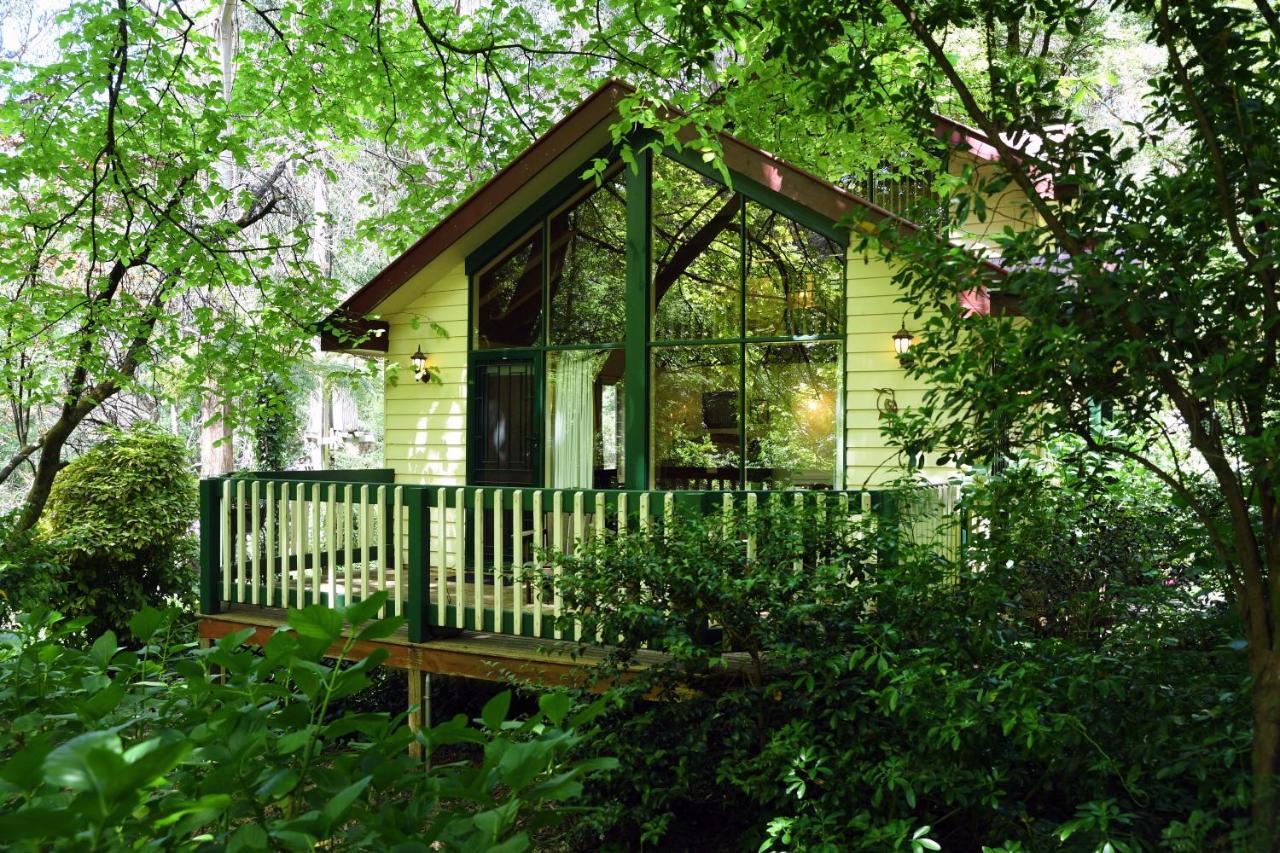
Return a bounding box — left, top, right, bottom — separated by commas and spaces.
407, 669, 431, 762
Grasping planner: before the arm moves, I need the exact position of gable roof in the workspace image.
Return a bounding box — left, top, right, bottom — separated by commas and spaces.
322, 80, 1006, 351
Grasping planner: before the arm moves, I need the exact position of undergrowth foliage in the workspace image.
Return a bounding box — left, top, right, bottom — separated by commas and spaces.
0, 593, 614, 851
550, 475, 1248, 851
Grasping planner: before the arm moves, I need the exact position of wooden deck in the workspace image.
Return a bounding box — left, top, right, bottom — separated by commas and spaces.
199, 605, 689, 691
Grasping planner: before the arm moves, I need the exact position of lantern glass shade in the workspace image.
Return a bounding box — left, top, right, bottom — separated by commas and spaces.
411, 345, 427, 375
893, 326, 914, 355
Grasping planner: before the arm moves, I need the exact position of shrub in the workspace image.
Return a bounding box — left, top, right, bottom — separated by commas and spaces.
549, 477, 1248, 850
40, 426, 198, 637
0, 594, 615, 850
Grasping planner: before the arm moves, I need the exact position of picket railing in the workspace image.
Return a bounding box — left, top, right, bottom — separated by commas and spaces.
198, 472, 963, 645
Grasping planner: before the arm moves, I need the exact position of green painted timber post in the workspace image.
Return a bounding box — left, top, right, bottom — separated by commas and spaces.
198, 477, 222, 615
406, 487, 431, 642
624, 146, 652, 490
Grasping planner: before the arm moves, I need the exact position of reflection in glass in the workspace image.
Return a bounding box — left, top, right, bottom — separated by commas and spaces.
745, 343, 838, 488
745, 204, 843, 338
652, 157, 743, 341
550, 170, 628, 345
475, 229, 543, 348
652, 345, 741, 489
547, 349, 625, 489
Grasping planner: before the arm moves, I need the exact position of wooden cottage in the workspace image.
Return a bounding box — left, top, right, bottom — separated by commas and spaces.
198, 81, 1041, 683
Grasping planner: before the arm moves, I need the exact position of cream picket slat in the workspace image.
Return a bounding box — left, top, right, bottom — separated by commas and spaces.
512, 490, 524, 636
265, 481, 276, 607
793, 492, 805, 572
393, 486, 404, 616
570, 491, 584, 641
552, 491, 564, 639
722, 492, 734, 538
311, 487, 322, 602
280, 483, 290, 604
493, 490, 504, 633
235, 479, 246, 603
638, 492, 651, 536
326, 485, 337, 605
344, 485, 354, 603
746, 492, 758, 561
663, 492, 675, 540
377, 485, 388, 615
473, 489, 485, 629
250, 480, 261, 605
220, 480, 232, 601
359, 485, 371, 605
617, 493, 628, 536
532, 491, 544, 637
294, 484, 305, 606
453, 488, 465, 629
436, 488, 448, 625
593, 493, 606, 644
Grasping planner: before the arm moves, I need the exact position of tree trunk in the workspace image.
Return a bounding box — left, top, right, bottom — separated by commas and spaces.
198, 0, 240, 478
200, 397, 234, 476
1254, 651, 1280, 851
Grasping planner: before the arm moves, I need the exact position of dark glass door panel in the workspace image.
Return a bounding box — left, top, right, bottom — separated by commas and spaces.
470, 355, 541, 487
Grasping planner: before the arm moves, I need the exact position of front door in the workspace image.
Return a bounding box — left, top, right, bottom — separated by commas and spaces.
468, 351, 542, 487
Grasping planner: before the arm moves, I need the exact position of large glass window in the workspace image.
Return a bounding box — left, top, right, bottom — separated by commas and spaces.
475, 228, 543, 349
652, 158, 742, 341
550, 170, 628, 345
652, 346, 740, 489
745, 205, 843, 338
745, 343, 839, 489
471, 153, 845, 491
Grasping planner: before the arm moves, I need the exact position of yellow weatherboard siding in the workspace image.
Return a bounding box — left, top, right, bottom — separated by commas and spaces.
843, 249, 953, 488
382, 259, 469, 487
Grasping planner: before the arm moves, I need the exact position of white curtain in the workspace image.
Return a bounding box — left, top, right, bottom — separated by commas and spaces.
553, 351, 604, 489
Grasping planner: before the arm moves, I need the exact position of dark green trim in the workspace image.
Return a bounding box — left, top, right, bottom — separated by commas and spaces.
465, 145, 618, 277
198, 478, 222, 615
238, 468, 396, 484
649, 334, 841, 348
662, 147, 849, 245
738, 203, 748, 490
405, 487, 431, 642
624, 150, 652, 489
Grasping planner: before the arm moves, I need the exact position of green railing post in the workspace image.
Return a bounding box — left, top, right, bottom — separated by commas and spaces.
873, 490, 899, 568
198, 477, 222, 615
406, 487, 431, 643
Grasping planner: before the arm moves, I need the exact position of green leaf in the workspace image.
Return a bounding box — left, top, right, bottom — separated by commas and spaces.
322, 775, 372, 827
538, 692, 573, 726
129, 606, 164, 641
289, 605, 344, 642
89, 630, 118, 667
482, 691, 513, 731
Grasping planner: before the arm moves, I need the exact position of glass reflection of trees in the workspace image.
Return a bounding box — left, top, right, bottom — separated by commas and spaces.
473, 155, 845, 490
651, 157, 843, 489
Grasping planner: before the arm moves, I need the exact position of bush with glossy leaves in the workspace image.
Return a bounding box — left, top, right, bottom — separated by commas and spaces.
0, 593, 614, 851
549, 477, 1247, 851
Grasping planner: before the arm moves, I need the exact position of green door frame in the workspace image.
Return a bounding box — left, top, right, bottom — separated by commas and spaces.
465, 349, 546, 488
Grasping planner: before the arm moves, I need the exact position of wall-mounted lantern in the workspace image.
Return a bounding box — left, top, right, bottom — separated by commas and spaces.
410, 345, 430, 382
892, 325, 914, 356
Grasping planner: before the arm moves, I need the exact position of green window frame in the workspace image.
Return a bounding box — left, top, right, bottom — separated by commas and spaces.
466, 144, 848, 491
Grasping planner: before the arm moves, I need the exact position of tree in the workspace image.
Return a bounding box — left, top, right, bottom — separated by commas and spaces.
0, 0, 592, 531
593, 0, 1279, 844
